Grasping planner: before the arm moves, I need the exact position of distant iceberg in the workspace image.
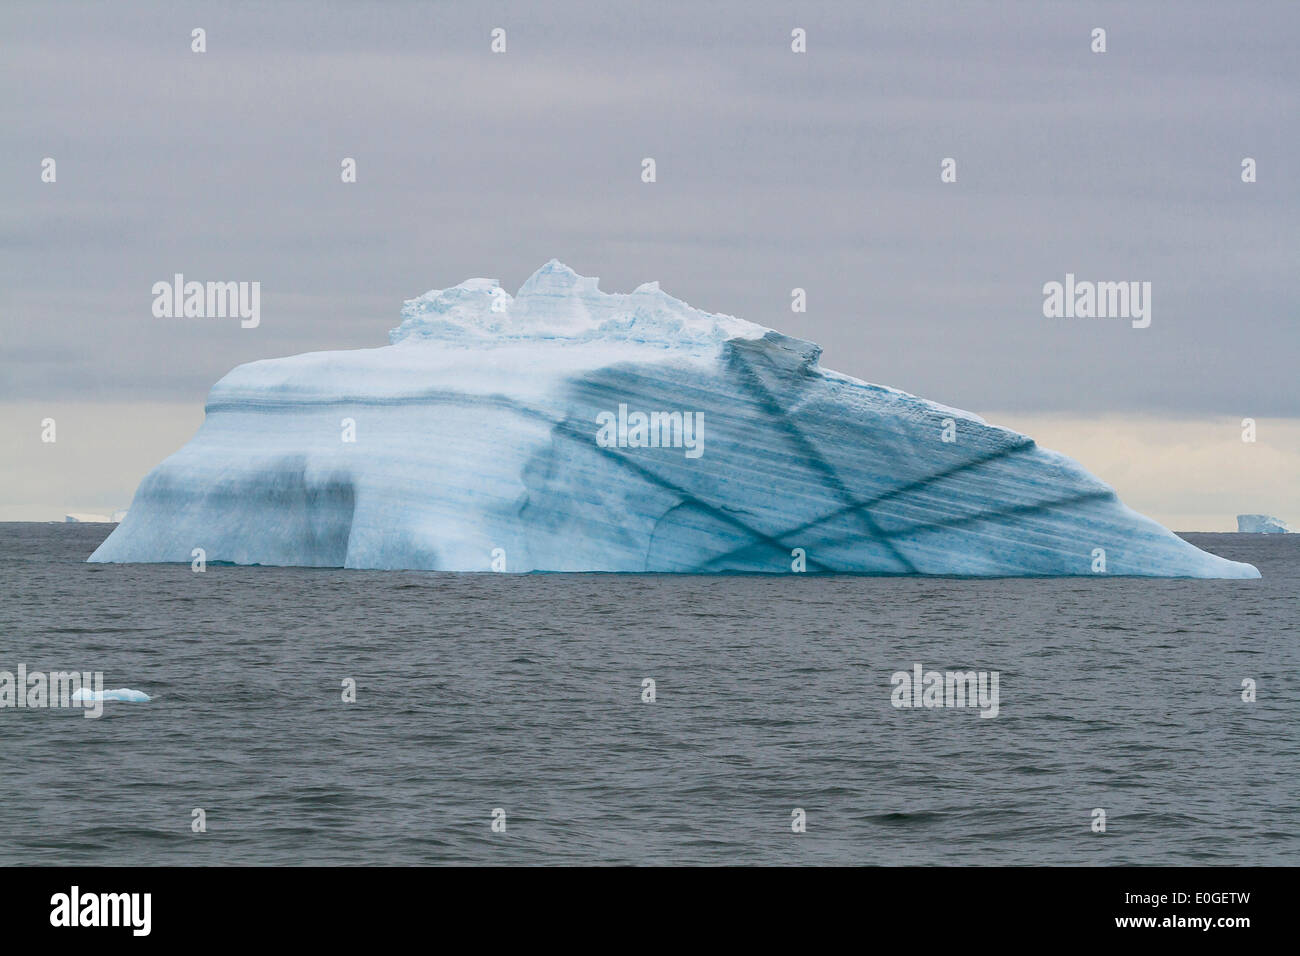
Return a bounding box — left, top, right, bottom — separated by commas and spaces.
1237, 514, 1293, 534
65, 510, 127, 523
71, 688, 150, 703
90, 261, 1258, 578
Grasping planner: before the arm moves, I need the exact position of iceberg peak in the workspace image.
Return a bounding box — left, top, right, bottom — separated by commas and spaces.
517, 258, 595, 295
390, 260, 767, 349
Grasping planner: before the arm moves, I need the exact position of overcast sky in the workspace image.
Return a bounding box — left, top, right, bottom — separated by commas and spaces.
2, 1, 1296, 525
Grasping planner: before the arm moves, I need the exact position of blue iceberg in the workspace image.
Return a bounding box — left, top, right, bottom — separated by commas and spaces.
90, 261, 1258, 578
1237, 514, 1292, 533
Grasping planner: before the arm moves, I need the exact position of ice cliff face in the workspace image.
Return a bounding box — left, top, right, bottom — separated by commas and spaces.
1237, 514, 1292, 534
90, 260, 1258, 577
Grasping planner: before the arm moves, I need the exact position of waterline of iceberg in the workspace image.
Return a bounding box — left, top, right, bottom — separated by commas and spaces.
90, 261, 1258, 578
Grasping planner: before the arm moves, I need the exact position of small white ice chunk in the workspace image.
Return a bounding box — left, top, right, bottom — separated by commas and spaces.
71, 688, 151, 703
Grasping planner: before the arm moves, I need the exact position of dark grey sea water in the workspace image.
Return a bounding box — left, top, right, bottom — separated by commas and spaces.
0, 523, 1295, 866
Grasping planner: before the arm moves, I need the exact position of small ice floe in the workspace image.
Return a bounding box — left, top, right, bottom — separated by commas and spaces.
71, 688, 151, 703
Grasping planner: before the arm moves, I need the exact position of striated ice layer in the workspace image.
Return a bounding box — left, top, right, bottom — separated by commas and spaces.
90, 261, 1258, 577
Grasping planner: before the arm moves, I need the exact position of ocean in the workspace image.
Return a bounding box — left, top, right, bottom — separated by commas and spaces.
1, 523, 1295, 865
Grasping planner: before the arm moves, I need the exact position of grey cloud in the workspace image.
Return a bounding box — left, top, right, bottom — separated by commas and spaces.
1, 0, 1296, 418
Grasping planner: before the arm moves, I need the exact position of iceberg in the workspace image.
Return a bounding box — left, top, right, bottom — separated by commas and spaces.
90, 261, 1258, 578
65, 513, 114, 523
71, 688, 151, 703
1237, 514, 1292, 534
